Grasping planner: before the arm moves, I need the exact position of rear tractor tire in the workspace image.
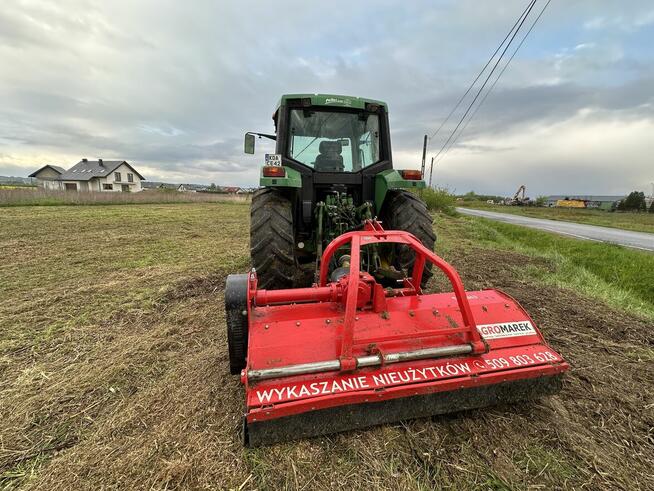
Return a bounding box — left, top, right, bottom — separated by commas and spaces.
380, 190, 437, 289
250, 188, 297, 290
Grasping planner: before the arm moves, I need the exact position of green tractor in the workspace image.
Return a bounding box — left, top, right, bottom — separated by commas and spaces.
245, 93, 435, 289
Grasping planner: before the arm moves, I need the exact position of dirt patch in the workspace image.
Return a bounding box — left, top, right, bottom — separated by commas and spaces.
2, 248, 653, 490
159, 272, 228, 304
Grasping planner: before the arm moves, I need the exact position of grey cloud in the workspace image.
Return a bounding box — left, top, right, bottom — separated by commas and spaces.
1, 0, 653, 191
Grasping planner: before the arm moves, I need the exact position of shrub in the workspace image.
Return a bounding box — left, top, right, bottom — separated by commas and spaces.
617, 191, 647, 212
422, 187, 457, 216
458, 191, 505, 203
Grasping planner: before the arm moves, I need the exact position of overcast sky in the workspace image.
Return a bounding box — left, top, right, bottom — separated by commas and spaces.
1, 0, 652, 196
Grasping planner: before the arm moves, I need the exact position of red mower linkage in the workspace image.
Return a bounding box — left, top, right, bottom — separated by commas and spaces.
225, 221, 568, 446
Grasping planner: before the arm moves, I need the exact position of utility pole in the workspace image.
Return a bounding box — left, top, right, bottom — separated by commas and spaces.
419, 134, 428, 197
428, 156, 435, 189
420, 135, 427, 178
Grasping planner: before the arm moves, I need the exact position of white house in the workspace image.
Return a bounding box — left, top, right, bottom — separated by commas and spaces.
28, 165, 66, 190
29, 159, 145, 192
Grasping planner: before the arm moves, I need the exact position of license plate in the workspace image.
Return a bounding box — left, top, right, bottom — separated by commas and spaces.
265, 154, 282, 166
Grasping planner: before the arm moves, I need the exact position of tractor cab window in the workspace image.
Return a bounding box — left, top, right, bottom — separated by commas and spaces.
288, 109, 380, 172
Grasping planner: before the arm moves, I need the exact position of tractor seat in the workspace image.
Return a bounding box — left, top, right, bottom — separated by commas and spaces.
314, 140, 344, 172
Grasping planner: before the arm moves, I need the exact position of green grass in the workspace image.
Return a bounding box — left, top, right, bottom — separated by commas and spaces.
457, 200, 654, 234
0, 454, 49, 490
437, 214, 654, 320
514, 445, 577, 482
420, 187, 458, 216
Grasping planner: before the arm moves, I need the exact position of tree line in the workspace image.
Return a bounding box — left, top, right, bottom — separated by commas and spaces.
617, 191, 653, 213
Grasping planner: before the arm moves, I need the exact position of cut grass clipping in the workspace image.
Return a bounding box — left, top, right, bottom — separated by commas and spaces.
443, 215, 654, 321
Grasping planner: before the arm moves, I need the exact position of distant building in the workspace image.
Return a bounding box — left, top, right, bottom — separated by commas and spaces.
29, 159, 145, 192
28, 165, 66, 190
177, 183, 208, 192
546, 195, 626, 210
142, 182, 177, 190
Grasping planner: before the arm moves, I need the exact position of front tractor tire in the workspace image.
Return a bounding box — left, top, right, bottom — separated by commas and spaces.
380, 190, 437, 289
250, 188, 297, 290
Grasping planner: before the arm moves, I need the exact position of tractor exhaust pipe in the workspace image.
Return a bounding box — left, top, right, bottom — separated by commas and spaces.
247, 344, 473, 382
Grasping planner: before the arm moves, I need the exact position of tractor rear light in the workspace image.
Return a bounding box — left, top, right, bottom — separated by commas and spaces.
263, 166, 285, 178
401, 170, 422, 180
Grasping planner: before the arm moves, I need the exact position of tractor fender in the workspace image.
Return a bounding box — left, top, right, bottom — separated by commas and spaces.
374, 169, 425, 214
259, 166, 302, 188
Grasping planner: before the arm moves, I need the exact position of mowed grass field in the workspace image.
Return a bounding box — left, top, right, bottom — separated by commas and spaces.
1, 202, 653, 490
458, 200, 654, 234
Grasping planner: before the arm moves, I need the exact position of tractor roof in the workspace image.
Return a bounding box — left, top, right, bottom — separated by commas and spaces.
277, 94, 388, 111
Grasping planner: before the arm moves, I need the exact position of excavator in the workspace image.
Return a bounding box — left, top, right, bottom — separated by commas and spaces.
505, 184, 532, 206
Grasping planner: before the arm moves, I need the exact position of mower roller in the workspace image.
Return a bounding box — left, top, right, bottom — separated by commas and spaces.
226, 220, 568, 446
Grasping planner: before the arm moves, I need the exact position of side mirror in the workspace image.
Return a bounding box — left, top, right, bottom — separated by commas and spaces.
244, 133, 255, 154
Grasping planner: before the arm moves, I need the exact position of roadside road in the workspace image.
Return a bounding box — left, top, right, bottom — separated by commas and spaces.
457, 208, 654, 252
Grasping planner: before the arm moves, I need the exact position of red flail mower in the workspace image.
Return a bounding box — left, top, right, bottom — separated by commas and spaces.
226, 221, 568, 446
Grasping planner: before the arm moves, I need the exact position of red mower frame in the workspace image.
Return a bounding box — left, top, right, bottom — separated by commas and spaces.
248, 220, 488, 381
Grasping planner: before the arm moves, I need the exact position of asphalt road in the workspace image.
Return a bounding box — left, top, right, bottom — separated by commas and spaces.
457, 208, 654, 252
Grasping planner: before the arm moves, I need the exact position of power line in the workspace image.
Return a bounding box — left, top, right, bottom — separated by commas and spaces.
428, 0, 537, 142
430, 0, 538, 166
435, 0, 552, 166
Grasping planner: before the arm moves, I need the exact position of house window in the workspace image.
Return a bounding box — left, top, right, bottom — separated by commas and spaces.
114, 172, 121, 182
127, 173, 134, 182
103, 184, 113, 190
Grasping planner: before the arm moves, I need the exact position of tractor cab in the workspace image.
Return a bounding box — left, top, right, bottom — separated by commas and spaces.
282, 98, 383, 173
246, 94, 390, 172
